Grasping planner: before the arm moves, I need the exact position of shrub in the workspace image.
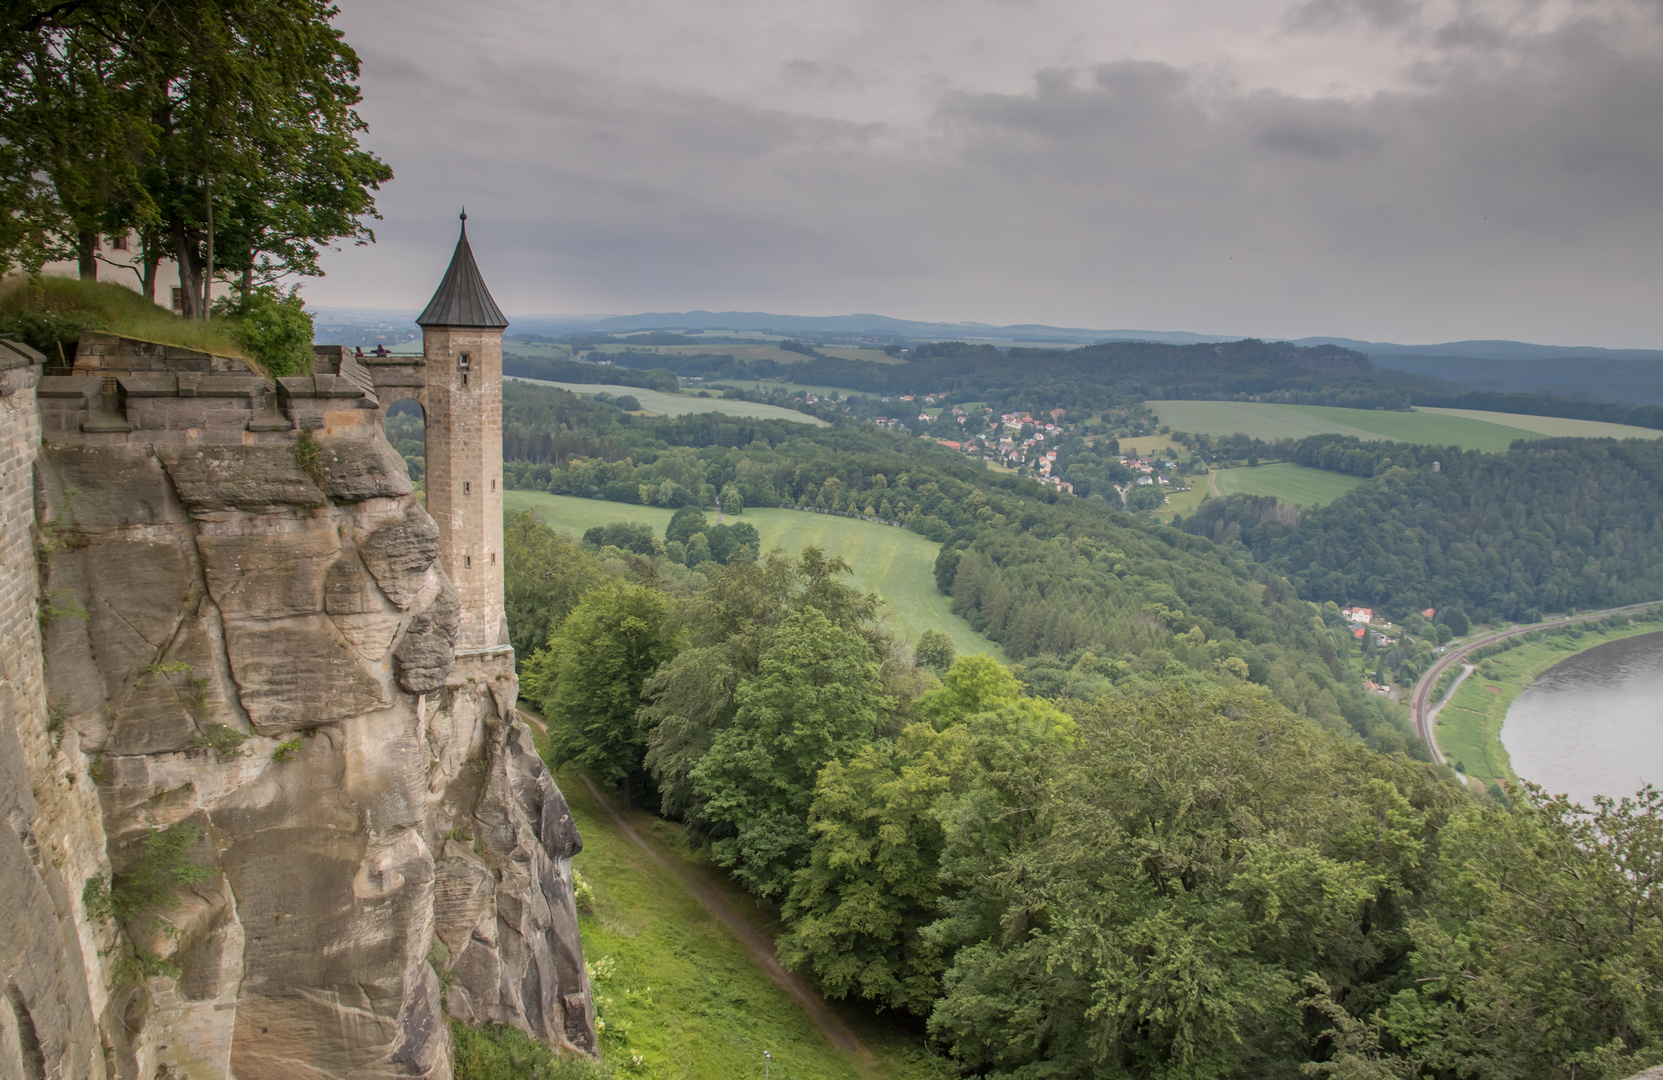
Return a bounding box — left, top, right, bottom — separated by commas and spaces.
220, 285, 314, 377
914, 629, 956, 672
451, 1020, 610, 1080
83, 822, 215, 925
294, 427, 326, 484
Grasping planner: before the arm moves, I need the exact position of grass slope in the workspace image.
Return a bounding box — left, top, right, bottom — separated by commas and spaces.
2, 274, 248, 360
1279, 405, 1546, 451
505, 492, 1002, 662
551, 760, 948, 1080
508, 378, 827, 426
1433, 621, 1663, 787
1147, 401, 1383, 442
1150, 400, 1663, 453
1214, 463, 1367, 506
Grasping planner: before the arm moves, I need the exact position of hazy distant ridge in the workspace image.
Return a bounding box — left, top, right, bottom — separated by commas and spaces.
310, 306, 1663, 362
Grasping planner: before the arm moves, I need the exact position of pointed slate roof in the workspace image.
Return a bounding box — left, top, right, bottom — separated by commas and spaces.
416, 213, 509, 329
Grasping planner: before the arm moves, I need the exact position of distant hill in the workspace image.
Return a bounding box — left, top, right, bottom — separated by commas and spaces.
310, 306, 1663, 402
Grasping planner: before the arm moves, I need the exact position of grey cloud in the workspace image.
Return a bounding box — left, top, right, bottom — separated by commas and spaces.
1287, 0, 1423, 33
781, 59, 857, 85
315, 0, 1663, 345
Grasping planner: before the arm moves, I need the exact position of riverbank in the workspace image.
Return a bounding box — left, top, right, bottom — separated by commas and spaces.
1432, 616, 1663, 790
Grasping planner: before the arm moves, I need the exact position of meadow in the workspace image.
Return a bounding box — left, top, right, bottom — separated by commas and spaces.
1213, 463, 1367, 506
1147, 400, 1663, 452
1416, 407, 1663, 440
507, 378, 827, 426
547, 761, 947, 1080
504, 492, 1002, 662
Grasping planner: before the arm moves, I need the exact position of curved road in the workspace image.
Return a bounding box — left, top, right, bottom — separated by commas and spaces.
1408, 601, 1663, 767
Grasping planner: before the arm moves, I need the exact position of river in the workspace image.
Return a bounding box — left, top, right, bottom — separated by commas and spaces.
1502, 629, 1663, 806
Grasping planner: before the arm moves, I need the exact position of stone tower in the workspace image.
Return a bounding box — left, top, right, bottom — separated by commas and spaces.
417, 213, 509, 651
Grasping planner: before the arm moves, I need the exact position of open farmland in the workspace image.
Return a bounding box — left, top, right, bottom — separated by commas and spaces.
1415, 407, 1663, 440
1214, 463, 1368, 506
504, 491, 1002, 661
1146, 400, 1662, 452
507, 378, 827, 425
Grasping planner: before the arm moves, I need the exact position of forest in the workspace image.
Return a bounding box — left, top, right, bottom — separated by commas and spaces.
1183, 439, 1663, 624
497, 371, 1663, 1079
508, 501, 1663, 1080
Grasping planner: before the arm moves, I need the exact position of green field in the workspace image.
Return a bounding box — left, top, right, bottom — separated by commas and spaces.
1417, 407, 1663, 441
508, 378, 827, 426
1147, 400, 1663, 453
505, 492, 1002, 662
1214, 463, 1367, 506
549, 762, 945, 1080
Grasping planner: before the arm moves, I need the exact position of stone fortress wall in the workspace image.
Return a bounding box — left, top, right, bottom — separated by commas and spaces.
0, 229, 594, 1078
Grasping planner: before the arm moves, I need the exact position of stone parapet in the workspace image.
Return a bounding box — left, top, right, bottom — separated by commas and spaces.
73, 331, 255, 375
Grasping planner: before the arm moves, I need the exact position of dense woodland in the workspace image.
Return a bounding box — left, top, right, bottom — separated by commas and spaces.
1185, 440, 1663, 623
507, 501, 1663, 1080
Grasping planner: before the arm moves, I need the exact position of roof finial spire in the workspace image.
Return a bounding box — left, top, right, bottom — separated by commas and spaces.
460, 207, 467, 228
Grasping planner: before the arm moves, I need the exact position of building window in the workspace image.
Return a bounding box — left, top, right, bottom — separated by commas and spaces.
491, 478, 495, 491
110, 233, 130, 252
464, 481, 470, 494
465, 555, 472, 568
171, 288, 184, 313
490, 553, 496, 564
462, 373, 468, 387
458, 352, 471, 371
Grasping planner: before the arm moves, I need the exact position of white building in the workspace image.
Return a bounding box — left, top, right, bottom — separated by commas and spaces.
37, 230, 232, 312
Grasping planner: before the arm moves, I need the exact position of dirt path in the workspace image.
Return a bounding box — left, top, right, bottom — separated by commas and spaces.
574, 774, 867, 1059
1207, 469, 1221, 498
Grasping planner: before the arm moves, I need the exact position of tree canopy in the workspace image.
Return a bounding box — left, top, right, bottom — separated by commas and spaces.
0, 0, 390, 310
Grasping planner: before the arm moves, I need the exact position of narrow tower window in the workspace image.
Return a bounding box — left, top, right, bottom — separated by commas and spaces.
465, 481, 470, 494
458, 352, 471, 372
465, 555, 472, 568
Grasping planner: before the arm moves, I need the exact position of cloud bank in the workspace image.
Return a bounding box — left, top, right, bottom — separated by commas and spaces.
316, 0, 1663, 346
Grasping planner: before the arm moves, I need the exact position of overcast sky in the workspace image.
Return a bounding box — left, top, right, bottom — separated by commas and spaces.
311, 0, 1663, 347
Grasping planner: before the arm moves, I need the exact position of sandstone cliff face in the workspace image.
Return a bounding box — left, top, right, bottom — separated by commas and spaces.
3, 349, 593, 1079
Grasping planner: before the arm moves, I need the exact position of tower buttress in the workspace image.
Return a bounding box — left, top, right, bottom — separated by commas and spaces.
416, 213, 510, 652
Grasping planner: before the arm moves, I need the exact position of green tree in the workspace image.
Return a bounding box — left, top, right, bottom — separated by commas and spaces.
692, 606, 894, 897
684, 531, 714, 568
503, 511, 606, 660
1323, 784, 1663, 1080
928, 686, 1454, 1080
780, 721, 970, 1013
914, 629, 956, 672
0, 0, 391, 310
524, 582, 677, 803
915, 653, 1023, 725
666, 505, 709, 545
1125, 483, 1164, 511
